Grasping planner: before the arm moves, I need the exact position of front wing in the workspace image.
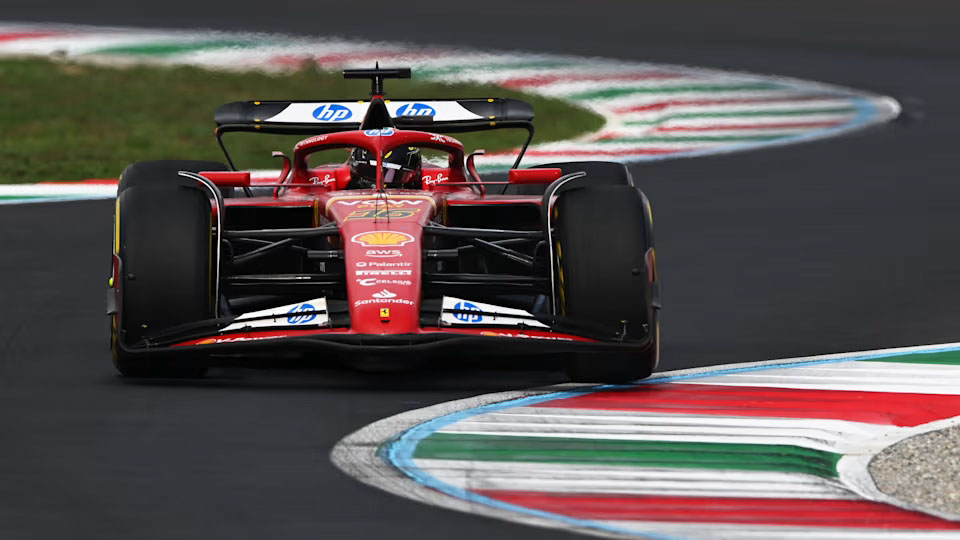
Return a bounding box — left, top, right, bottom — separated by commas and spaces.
116, 326, 656, 362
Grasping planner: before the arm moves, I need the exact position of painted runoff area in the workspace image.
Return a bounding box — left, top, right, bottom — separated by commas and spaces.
333, 344, 960, 539
0, 23, 899, 203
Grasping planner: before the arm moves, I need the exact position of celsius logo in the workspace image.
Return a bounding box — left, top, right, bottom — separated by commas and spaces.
453, 301, 483, 323
396, 103, 436, 117
312, 104, 352, 122
286, 303, 317, 324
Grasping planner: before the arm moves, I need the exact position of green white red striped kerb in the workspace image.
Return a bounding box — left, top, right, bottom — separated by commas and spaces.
0, 23, 899, 204
334, 343, 960, 539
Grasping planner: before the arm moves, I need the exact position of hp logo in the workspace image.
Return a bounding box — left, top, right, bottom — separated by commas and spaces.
396, 103, 436, 117
453, 301, 483, 323
287, 303, 317, 324
363, 127, 395, 137
312, 104, 353, 122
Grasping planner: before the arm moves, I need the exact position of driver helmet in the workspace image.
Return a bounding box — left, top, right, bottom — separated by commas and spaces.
347, 146, 422, 189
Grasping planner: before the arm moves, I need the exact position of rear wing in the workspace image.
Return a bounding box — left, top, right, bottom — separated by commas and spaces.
215, 98, 533, 133
214, 98, 535, 169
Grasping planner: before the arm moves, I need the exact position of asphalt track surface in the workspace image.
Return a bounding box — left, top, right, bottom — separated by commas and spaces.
2, 2, 959, 539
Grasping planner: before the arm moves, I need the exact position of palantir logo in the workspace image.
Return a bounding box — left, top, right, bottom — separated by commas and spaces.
287, 303, 317, 324
453, 301, 483, 323
396, 103, 436, 117
312, 104, 353, 122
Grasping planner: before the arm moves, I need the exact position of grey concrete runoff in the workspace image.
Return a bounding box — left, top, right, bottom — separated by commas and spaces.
871, 425, 960, 518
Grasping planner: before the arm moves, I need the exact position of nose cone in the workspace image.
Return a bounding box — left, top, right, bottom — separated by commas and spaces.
327, 193, 437, 334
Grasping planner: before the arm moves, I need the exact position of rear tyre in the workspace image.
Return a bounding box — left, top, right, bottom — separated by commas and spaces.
553, 185, 659, 382
111, 161, 221, 377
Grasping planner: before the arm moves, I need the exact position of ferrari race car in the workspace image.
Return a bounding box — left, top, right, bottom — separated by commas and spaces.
107, 67, 660, 382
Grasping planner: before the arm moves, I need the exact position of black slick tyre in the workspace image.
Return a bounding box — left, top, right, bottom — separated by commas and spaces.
111, 160, 223, 377
553, 184, 659, 382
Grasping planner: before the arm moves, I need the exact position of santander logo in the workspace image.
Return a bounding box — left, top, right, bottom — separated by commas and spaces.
372, 289, 397, 299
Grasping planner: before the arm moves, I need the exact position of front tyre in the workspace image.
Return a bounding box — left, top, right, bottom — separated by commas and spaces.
553, 184, 659, 382
111, 161, 222, 377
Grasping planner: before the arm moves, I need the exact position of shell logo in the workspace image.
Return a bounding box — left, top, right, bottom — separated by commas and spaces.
351, 231, 415, 247
197, 338, 217, 345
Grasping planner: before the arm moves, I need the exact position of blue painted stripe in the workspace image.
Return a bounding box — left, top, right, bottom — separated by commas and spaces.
611, 94, 887, 164
384, 386, 690, 540
0, 194, 114, 205
384, 341, 960, 537
645, 343, 960, 385
472, 93, 893, 173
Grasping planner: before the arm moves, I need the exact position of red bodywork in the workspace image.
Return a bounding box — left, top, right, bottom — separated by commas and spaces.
156, 127, 593, 353
110, 83, 658, 372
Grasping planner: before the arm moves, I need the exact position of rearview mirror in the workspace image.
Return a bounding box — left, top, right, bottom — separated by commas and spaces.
198, 171, 251, 188
508, 168, 563, 185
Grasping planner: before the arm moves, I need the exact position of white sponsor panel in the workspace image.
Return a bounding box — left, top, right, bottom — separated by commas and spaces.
268, 102, 366, 124
265, 101, 482, 124
220, 297, 329, 332
440, 296, 548, 328
388, 101, 484, 122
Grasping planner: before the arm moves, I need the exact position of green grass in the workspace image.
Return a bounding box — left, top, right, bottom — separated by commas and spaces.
0, 58, 604, 183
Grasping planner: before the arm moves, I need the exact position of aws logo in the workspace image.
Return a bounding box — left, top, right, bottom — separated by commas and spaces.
312, 104, 352, 122
396, 103, 436, 117
366, 249, 402, 258
344, 208, 420, 220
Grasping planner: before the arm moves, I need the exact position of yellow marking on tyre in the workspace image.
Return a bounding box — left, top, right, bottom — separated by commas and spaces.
647, 247, 657, 283
208, 212, 214, 312
113, 197, 120, 252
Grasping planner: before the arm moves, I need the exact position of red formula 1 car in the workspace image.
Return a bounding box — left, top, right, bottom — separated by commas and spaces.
107, 67, 660, 382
